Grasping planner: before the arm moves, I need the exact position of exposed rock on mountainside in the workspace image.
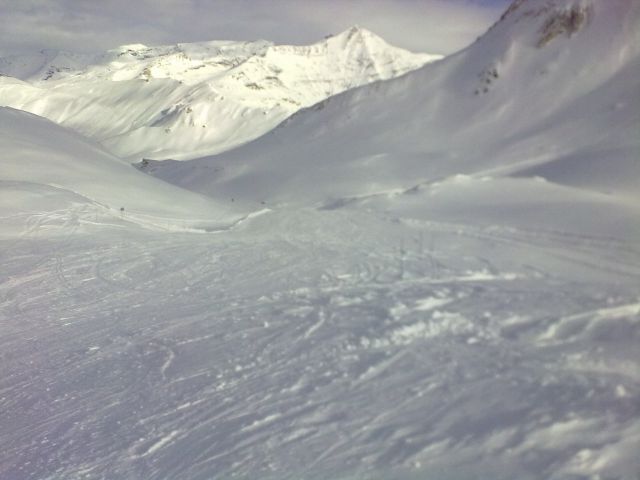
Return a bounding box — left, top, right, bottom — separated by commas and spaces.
537, 4, 593, 47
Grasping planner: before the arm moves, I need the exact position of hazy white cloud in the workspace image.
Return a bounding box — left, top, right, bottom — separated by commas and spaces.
0, 0, 510, 56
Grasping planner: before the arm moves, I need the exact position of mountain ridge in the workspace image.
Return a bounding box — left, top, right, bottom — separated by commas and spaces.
0, 27, 441, 161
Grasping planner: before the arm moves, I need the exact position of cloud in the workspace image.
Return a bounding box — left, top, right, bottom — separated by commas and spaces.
0, 0, 510, 56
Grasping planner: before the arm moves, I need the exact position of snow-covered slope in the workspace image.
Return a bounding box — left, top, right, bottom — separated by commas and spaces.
2, 2, 640, 479
0, 28, 440, 161
0, 107, 246, 233
153, 0, 639, 235
3, 203, 640, 480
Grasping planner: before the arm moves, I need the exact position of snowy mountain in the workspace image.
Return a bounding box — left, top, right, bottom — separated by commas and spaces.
153, 0, 639, 235
0, 27, 440, 161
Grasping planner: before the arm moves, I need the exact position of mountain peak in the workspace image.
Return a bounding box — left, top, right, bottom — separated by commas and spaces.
332, 25, 382, 44
319, 25, 437, 63
117, 43, 149, 51
345, 25, 370, 36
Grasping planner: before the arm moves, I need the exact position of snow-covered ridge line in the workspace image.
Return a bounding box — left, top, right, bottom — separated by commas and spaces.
0, 27, 441, 161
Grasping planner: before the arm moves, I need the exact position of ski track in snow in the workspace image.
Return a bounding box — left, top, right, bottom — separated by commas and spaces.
1, 207, 639, 480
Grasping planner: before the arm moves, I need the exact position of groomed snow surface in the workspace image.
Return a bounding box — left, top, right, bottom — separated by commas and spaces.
1, 0, 639, 479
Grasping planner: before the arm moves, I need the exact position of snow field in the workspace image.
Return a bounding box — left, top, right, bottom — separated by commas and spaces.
1, 207, 638, 480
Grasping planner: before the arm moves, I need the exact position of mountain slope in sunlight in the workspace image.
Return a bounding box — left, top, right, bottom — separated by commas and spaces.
0, 27, 440, 161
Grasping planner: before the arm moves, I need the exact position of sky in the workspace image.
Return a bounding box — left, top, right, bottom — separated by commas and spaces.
0, 0, 511, 57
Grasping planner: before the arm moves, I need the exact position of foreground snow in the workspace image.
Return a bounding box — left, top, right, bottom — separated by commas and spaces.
1, 206, 639, 480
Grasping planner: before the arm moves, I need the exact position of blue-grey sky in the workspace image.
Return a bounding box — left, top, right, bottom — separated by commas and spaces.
0, 0, 511, 56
